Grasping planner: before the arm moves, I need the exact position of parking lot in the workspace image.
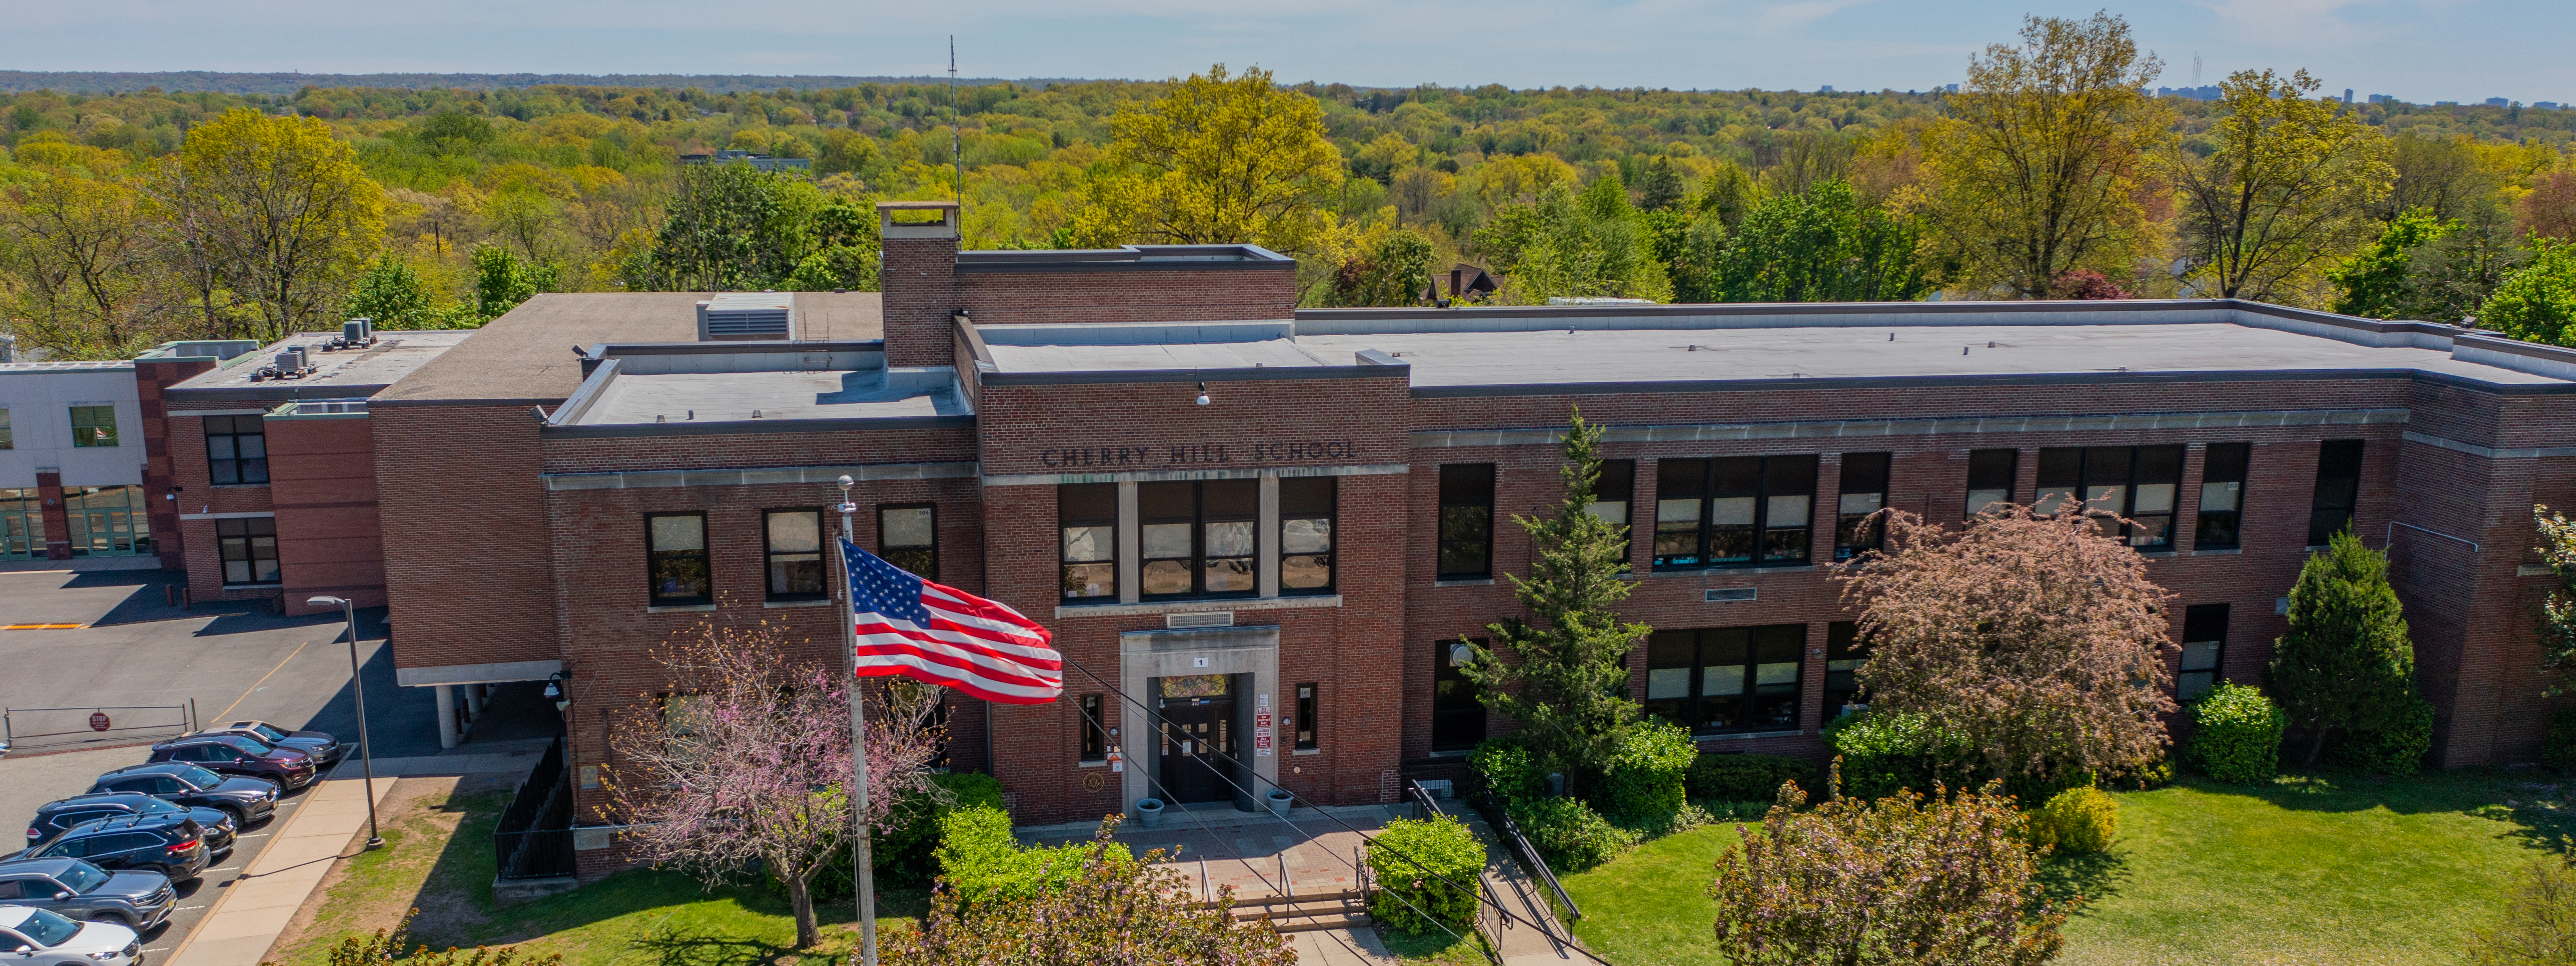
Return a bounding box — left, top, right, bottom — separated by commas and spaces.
0, 567, 437, 960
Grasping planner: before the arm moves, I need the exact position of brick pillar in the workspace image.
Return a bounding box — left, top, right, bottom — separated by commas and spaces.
134, 356, 216, 571
36, 469, 70, 560
877, 200, 959, 368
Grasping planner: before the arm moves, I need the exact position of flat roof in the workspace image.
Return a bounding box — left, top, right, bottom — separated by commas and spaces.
573, 369, 966, 426
374, 291, 882, 406
169, 330, 472, 397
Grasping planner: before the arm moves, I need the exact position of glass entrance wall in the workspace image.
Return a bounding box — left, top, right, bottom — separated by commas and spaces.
0, 489, 44, 559
63, 485, 149, 556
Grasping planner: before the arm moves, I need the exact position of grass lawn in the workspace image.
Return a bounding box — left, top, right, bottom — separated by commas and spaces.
269, 777, 926, 966
1558, 768, 2574, 966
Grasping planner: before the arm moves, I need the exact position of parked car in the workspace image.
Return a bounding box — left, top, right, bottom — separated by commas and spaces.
86, 765, 276, 827
0, 859, 174, 932
7, 816, 206, 883
189, 721, 342, 768
0, 906, 143, 966
143, 735, 314, 790
27, 794, 234, 856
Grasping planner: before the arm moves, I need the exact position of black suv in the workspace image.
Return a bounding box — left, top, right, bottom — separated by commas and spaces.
8, 814, 208, 883
87, 764, 278, 826
0, 858, 176, 931
28, 794, 234, 856
144, 735, 315, 790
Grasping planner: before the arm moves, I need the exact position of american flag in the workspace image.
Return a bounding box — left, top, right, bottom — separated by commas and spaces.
842, 539, 1061, 704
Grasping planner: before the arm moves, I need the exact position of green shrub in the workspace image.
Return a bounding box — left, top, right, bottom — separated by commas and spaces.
933, 804, 1126, 906
1688, 753, 1817, 803
1825, 710, 1982, 800
1602, 719, 1696, 823
2548, 708, 2576, 773
2102, 756, 2175, 792
783, 771, 1007, 899
1366, 816, 1486, 935
1468, 738, 1559, 810
1509, 796, 1636, 873
2026, 786, 2120, 854
2341, 696, 2436, 776
2190, 681, 2287, 785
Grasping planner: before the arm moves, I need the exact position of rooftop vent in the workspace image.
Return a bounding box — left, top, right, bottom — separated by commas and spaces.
697, 294, 795, 341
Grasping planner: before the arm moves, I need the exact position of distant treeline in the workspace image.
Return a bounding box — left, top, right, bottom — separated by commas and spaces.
0, 70, 1068, 96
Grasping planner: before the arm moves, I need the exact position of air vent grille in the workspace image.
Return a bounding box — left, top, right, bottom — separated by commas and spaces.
697, 294, 795, 341
1704, 587, 1757, 603
1165, 611, 1236, 629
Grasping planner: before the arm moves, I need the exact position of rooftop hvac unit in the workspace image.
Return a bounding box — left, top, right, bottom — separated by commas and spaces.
342, 318, 373, 343
276, 347, 309, 372
698, 294, 795, 341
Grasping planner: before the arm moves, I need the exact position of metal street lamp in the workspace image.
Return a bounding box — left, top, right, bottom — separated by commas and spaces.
308, 596, 383, 850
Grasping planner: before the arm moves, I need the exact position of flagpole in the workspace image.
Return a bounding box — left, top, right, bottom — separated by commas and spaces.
836, 475, 878, 966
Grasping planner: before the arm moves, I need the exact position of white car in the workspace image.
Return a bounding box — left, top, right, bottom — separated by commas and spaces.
0, 906, 142, 966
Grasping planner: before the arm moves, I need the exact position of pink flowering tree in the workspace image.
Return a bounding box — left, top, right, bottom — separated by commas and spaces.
603, 624, 943, 949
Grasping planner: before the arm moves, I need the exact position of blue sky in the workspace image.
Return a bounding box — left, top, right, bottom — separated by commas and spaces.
7, 0, 2571, 105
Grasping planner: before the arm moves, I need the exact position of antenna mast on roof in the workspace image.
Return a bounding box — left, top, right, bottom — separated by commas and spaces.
949, 36, 963, 207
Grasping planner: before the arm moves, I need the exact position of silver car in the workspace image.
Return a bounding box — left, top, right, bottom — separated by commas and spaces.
0, 906, 143, 966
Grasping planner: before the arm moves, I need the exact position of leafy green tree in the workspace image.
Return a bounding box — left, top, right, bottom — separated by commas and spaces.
1636, 156, 1686, 211
629, 161, 843, 292
1704, 180, 1925, 303
1665, 212, 1729, 304
471, 244, 554, 320
1071, 64, 1343, 256
414, 111, 495, 156
783, 195, 881, 292
1325, 228, 1433, 306
1694, 160, 1761, 231
2171, 69, 2394, 303
1477, 177, 1671, 303
1459, 409, 1651, 784
2265, 530, 2419, 766
2331, 209, 2452, 318
345, 255, 435, 330
154, 108, 386, 344
0, 139, 173, 358
1918, 13, 2169, 297
2485, 239, 2576, 345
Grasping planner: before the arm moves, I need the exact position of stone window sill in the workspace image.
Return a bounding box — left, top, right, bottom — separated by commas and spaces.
1055, 595, 1341, 619
1293, 748, 1322, 756
221, 583, 281, 591
646, 603, 717, 613
1649, 564, 1814, 578
2194, 547, 2244, 556
1078, 760, 1108, 768
210, 483, 270, 490
762, 598, 835, 609
1694, 730, 1804, 743
1434, 578, 1495, 587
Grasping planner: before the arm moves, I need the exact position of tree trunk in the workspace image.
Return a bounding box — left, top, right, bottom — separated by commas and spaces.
2305, 721, 2330, 768
785, 871, 817, 949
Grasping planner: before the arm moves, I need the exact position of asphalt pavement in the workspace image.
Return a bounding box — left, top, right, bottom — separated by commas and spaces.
0, 567, 438, 959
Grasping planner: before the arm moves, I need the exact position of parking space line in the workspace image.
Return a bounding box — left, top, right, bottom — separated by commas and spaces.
211, 640, 309, 722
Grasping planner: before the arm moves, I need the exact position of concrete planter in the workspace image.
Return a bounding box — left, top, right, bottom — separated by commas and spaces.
1265, 787, 1294, 818
1135, 797, 1164, 828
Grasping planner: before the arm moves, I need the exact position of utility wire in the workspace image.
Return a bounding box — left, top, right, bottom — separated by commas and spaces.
1066, 659, 1612, 966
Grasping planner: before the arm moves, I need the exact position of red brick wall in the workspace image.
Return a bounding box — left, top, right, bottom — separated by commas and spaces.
955, 268, 1298, 327
881, 236, 958, 369
267, 416, 386, 616
133, 358, 215, 571
374, 404, 561, 672
165, 405, 280, 608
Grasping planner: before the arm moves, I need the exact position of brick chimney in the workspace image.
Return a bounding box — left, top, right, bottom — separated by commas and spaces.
878, 200, 960, 368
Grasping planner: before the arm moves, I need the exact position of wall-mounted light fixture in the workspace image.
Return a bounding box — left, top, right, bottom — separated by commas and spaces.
1195, 382, 1211, 406
545, 671, 572, 712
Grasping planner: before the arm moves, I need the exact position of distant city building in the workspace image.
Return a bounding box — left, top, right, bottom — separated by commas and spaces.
1819, 85, 1834, 93
678, 149, 813, 173
2539, 102, 2563, 111
1945, 83, 1958, 93
2369, 93, 2395, 105
2437, 101, 2461, 107
2486, 97, 2511, 107
2343, 89, 2354, 104
2155, 86, 2223, 101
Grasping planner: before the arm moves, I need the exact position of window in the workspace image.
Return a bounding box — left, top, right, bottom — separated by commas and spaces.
1835, 453, 1891, 560
2179, 604, 2229, 701
763, 509, 825, 601
1280, 477, 1335, 593
1430, 640, 1486, 751
1294, 682, 1319, 750
878, 504, 937, 581
2196, 443, 2251, 550
1139, 480, 1257, 598
1966, 448, 2016, 516
646, 513, 711, 605
2034, 446, 2183, 549
1079, 694, 1107, 761
2309, 440, 2364, 545
1437, 464, 1494, 579
1645, 625, 1806, 734
1825, 621, 1868, 718
68, 405, 117, 447
0, 489, 41, 560
1059, 484, 1116, 600
215, 518, 278, 585
1590, 459, 1636, 568
65, 486, 146, 556
0, 408, 12, 449
204, 416, 268, 485
1654, 456, 1816, 569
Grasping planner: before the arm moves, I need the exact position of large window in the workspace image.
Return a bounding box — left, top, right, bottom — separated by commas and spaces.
1825, 621, 1868, 718
2197, 443, 2251, 550
1590, 459, 1636, 568
1430, 640, 1486, 751
1280, 477, 1336, 593
66, 486, 146, 556
1966, 448, 2016, 516
2035, 446, 2182, 549
763, 509, 825, 601
68, 405, 117, 448
1655, 456, 1816, 569
1139, 480, 1257, 598
1437, 464, 1494, 579
878, 504, 937, 581
1059, 484, 1117, 600
1294, 682, 1319, 751
1645, 625, 1806, 734
2178, 604, 2229, 701
0, 489, 41, 559
216, 518, 279, 585
646, 513, 711, 606
1079, 694, 1107, 762
204, 416, 268, 485
2309, 440, 2364, 545
1835, 453, 1891, 561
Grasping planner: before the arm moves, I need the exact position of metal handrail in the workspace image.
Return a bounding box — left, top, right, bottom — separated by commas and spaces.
1484, 790, 1585, 923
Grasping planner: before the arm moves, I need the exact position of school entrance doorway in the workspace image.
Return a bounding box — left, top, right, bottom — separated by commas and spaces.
1154, 673, 1238, 805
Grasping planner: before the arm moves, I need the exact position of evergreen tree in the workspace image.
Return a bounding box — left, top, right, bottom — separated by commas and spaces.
1636, 156, 1686, 212
1459, 408, 1651, 782
2266, 529, 2418, 766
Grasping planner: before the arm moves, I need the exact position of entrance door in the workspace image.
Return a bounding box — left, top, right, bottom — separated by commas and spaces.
1155, 674, 1237, 804
0, 489, 42, 560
